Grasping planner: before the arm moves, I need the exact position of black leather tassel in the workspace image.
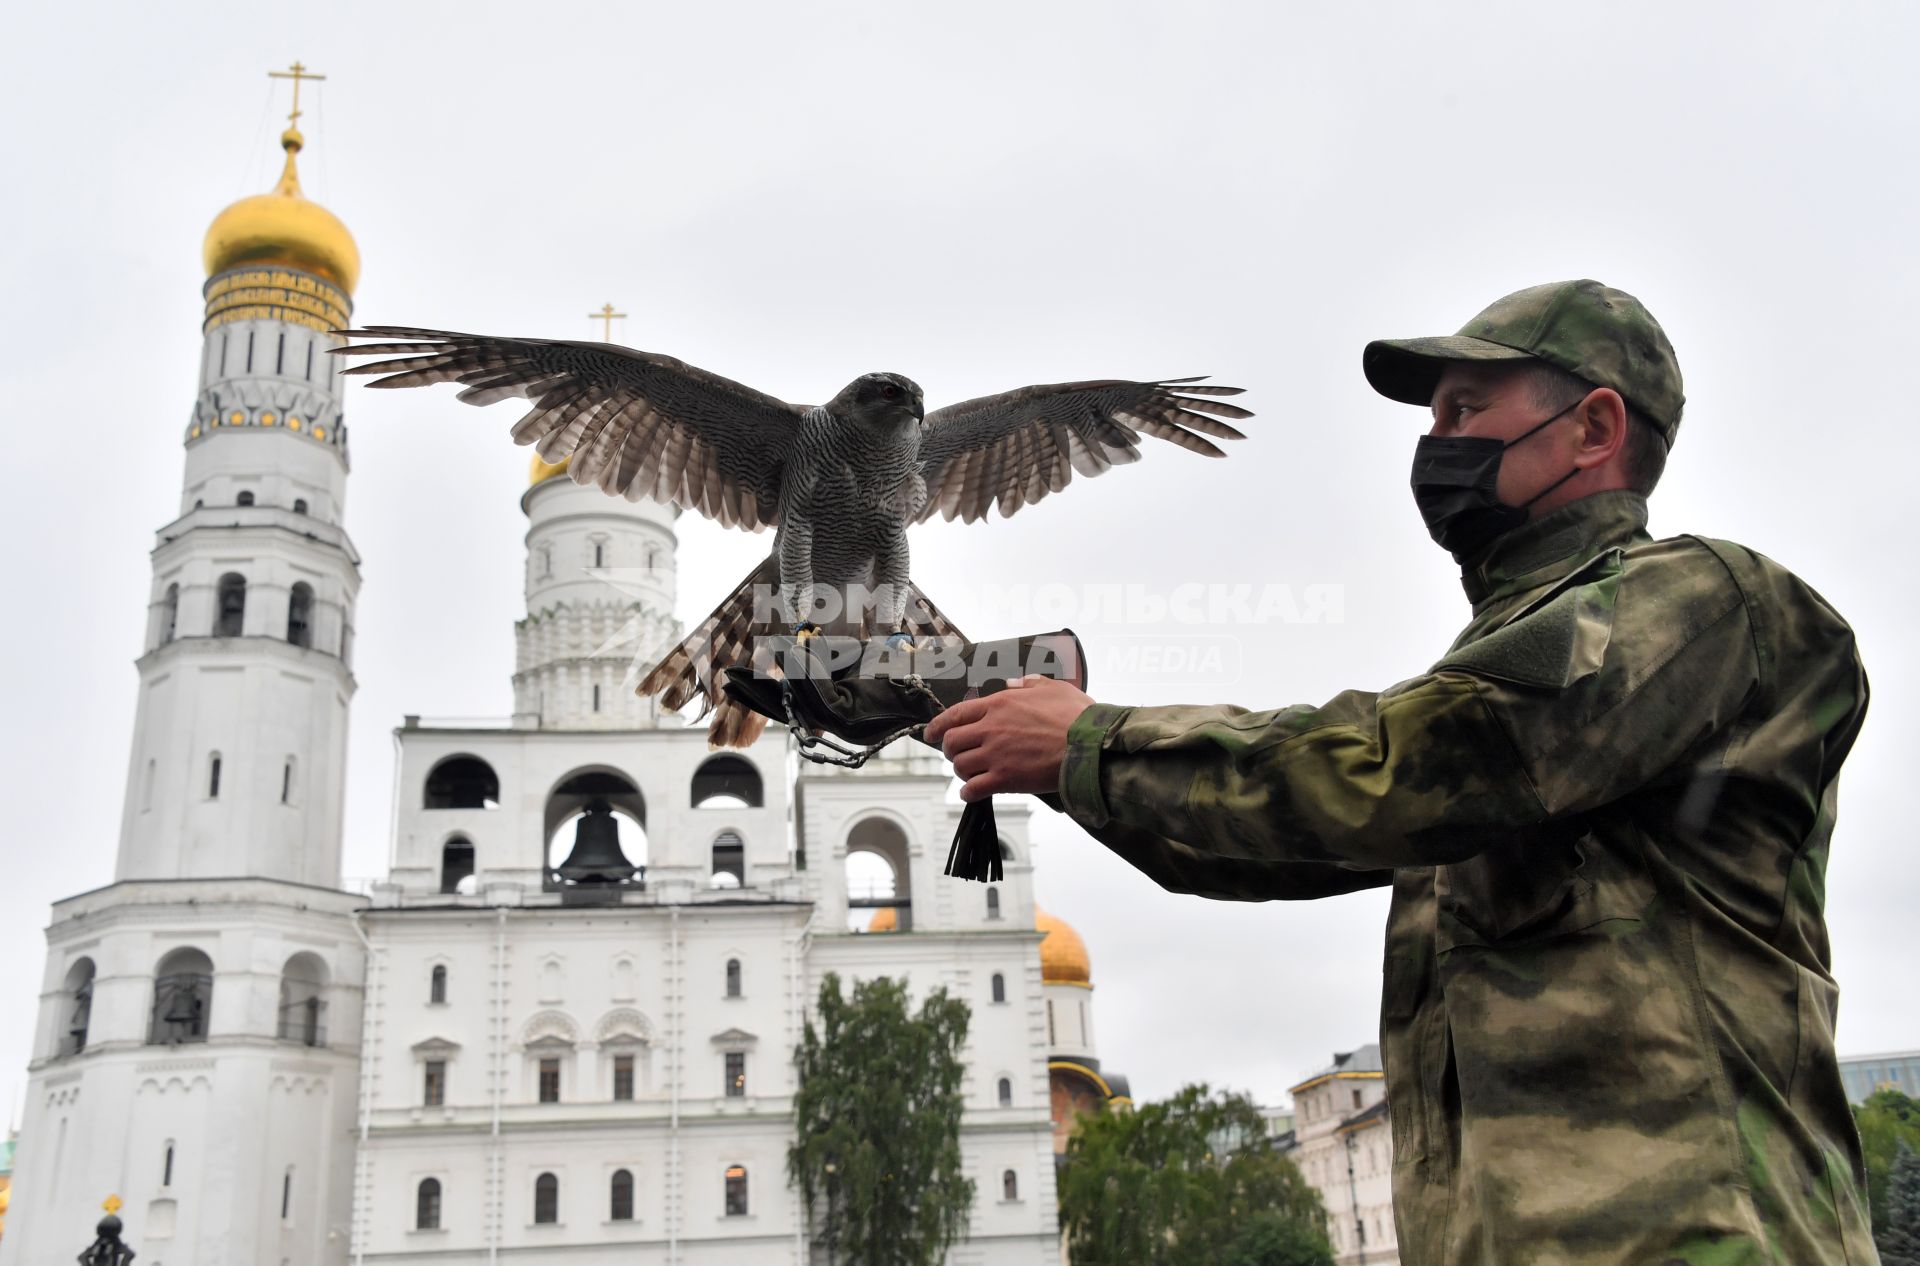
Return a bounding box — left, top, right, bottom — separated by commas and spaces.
944, 799, 1004, 883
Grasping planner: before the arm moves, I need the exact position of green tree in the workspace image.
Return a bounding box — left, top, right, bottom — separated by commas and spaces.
789, 973, 974, 1266
1057, 1083, 1331, 1266
1880, 1140, 1920, 1266
1855, 1088, 1920, 1231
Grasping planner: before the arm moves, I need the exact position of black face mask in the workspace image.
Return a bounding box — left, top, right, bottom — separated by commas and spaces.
1410, 401, 1582, 563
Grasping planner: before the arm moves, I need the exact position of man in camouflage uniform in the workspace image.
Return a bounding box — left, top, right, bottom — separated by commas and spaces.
925, 280, 1877, 1265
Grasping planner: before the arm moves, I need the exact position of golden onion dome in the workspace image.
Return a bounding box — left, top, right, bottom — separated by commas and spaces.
203, 127, 360, 294
1036, 906, 1091, 985
530, 452, 573, 485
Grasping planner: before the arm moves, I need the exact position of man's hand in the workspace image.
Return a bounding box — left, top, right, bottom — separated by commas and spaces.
924, 675, 1094, 802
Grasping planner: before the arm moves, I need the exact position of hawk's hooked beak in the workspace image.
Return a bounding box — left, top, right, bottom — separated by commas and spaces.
910, 397, 925, 424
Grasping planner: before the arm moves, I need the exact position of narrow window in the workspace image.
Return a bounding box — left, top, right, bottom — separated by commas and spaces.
594, 542, 604, 567
724, 1165, 748, 1217
276, 331, 286, 375
237, 490, 255, 506
416, 1177, 441, 1230
162, 582, 179, 644
293, 498, 307, 515
220, 332, 229, 375
985, 887, 1000, 919
246, 329, 255, 372
1002, 1169, 1018, 1201
142, 758, 156, 812
65, 960, 95, 1054
998, 1077, 1013, 1108
534, 1172, 559, 1224
712, 833, 745, 888
305, 340, 314, 381
281, 1168, 292, 1219
424, 1060, 446, 1107
163, 1142, 175, 1187
592, 683, 600, 711
610, 1168, 634, 1221
1079, 999, 1087, 1040
281, 759, 293, 804
430, 964, 448, 1005
287, 582, 313, 648
539, 1057, 561, 1103
725, 958, 742, 998
1047, 999, 1056, 1044
725, 1051, 746, 1097
991, 973, 1006, 1004
440, 840, 475, 894
208, 753, 222, 799
613, 1054, 635, 1101
215, 572, 246, 635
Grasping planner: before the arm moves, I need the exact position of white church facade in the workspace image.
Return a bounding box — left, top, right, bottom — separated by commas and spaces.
0, 79, 1121, 1266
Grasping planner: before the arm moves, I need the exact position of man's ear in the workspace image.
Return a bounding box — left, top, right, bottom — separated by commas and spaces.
1574, 387, 1630, 470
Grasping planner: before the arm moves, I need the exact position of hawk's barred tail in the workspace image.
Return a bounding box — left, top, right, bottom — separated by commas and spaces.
634, 558, 969, 749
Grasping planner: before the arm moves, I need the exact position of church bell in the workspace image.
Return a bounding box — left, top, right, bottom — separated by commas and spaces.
554, 799, 636, 884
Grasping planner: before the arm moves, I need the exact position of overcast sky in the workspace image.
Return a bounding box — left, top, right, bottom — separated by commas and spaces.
2, 1, 1915, 1117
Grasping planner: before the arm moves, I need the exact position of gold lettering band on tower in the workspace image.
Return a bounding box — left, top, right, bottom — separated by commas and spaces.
204, 267, 351, 335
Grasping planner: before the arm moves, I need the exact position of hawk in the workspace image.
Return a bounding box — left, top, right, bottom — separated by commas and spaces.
333, 328, 1250, 745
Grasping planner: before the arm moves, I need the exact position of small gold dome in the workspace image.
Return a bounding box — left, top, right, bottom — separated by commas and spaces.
203, 128, 360, 294
530, 452, 573, 485
1036, 906, 1091, 985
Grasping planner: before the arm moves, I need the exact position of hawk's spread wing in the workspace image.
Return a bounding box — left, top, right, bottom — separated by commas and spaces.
915, 378, 1250, 524
333, 327, 803, 531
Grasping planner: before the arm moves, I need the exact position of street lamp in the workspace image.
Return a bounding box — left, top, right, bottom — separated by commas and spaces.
823, 1159, 840, 1266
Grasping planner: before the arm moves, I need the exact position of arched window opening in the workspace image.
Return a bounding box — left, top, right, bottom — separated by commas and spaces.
985, 887, 1001, 920
593, 541, 604, 568
281, 757, 296, 805
1047, 999, 1056, 1044
540, 545, 553, 577
845, 817, 911, 932
545, 768, 646, 889
424, 755, 500, 810
150, 947, 214, 1044
292, 498, 308, 515
991, 973, 1006, 1004
237, 490, 255, 507
214, 572, 246, 636
207, 752, 222, 798
161, 583, 179, 645
440, 838, 475, 894
416, 1178, 441, 1231
610, 1168, 634, 1221
534, 1172, 559, 1224
162, 1141, 175, 1187
430, 964, 448, 1005
278, 952, 328, 1047
62, 958, 95, 1055
998, 1076, 1013, 1108
592, 683, 601, 712
690, 754, 763, 809
725, 958, 742, 998
281, 1167, 294, 1220
724, 1165, 748, 1217
287, 581, 314, 648
1003, 1169, 1019, 1201
711, 832, 745, 888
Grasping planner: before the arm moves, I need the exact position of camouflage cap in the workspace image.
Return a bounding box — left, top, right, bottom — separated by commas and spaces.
1363, 279, 1685, 445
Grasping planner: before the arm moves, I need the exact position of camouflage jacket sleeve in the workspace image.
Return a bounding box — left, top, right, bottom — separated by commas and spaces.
1057, 542, 1759, 874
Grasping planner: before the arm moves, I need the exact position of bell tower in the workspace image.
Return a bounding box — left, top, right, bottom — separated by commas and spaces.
513, 302, 682, 731
115, 60, 362, 888
0, 66, 367, 1266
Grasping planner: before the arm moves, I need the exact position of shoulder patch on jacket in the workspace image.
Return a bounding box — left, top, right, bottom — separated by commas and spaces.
1435, 551, 1623, 689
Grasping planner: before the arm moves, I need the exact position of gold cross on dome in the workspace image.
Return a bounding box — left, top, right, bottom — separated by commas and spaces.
268, 61, 327, 129
589, 303, 628, 342
103, 1194, 123, 1214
